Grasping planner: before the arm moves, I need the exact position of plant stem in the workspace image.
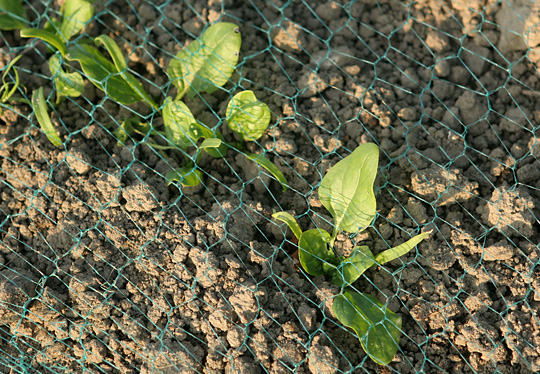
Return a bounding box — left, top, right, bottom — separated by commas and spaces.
329, 227, 339, 248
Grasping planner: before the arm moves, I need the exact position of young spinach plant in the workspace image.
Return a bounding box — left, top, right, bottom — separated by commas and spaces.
273, 142, 430, 365
21, 0, 94, 105
73, 22, 287, 190
0, 54, 24, 114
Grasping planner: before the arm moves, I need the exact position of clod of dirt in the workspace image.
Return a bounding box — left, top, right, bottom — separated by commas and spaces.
121, 182, 160, 212
411, 165, 479, 206
308, 335, 339, 374
0, 269, 37, 324
477, 185, 535, 237
270, 20, 305, 53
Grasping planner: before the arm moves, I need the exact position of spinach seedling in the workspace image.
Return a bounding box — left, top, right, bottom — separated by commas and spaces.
21, 0, 94, 104
0, 54, 24, 114
273, 142, 430, 365
0, 0, 27, 30
97, 22, 287, 190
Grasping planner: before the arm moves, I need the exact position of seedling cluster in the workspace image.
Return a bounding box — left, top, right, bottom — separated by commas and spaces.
1, 0, 430, 367
274, 143, 430, 365
2, 0, 287, 189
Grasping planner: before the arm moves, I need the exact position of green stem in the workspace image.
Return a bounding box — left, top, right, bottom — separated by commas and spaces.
329, 227, 339, 248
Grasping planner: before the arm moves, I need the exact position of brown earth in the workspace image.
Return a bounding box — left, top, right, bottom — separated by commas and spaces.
0, 0, 539, 373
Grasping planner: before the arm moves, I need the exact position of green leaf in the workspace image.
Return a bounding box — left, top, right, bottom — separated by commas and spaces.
331, 246, 375, 287
319, 143, 379, 234
226, 90, 271, 141
95, 35, 157, 110
112, 118, 134, 146
21, 28, 67, 57
167, 22, 241, 100
297, 228, 337, 276
166, 166, 202, 187
199, 136, 228, 158
0, 0, 27, 30
32, 87, 62, 146
49, 54, 84, 98
59, 0, 93, 41
244, 152, 289, 191
162, 97, 214, 150
272, 211, 302, 240
333, 290, 402, 365
200, 137, 222, 149
0, 54, 22, 104
66, 43, 147, 105
374, 231, 431, 266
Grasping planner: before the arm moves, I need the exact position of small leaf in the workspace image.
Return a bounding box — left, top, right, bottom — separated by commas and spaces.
166, 166, 202, 187
331, 246, 375, 287
374, 231, 431, 266
200, 137, 222, 149
226, 90, 271, 141
0, 0, 27, 30
319, 142, 379, 234
167, 22, 241, 100
162, 97, 214, 150
59, 0, 93, 41
66, 43, 146, 105
272, 211, 302, 240
32, 87, 62, 146
95, 35, 157, 109
21, 28, 67, 57
333, 290, 402, 365
201, 133, 228, 158
297, 228, 336, 276
112, 118, 134, 146
0, 54, 22, 104
49, 54, 84, 98
244, 152, 288, 191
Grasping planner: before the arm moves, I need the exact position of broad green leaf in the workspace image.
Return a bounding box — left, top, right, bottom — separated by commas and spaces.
297, 228, 336, 276
162, 97, 214, 150
166, 166, 202, 187
226, 90, 271, 141
0, 0, 27, 30
49, 54, 84, 98
333, 290, 402, 365
21, 28, 67, 57
66, 43, 146, 105
59, 0, 93, 41
95, 35, 157, 109
244, 152, 289, 191
167, 22, 241, 99
272, 211, 302, 240
319, 143, 379, 234
331, 246, 375, 287
0, 54, 22, 104
32, 87, 62, 146
374, 231, 431, 266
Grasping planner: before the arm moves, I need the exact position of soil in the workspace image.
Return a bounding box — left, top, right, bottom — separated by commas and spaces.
1, 0, 539, 373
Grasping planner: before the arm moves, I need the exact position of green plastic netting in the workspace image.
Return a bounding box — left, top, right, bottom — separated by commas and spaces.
1, 0, 540, 373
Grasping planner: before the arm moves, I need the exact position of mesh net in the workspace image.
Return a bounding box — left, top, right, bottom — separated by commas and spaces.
1, 0, 540, 373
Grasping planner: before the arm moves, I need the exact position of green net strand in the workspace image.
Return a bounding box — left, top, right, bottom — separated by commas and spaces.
1, 0, 540, 373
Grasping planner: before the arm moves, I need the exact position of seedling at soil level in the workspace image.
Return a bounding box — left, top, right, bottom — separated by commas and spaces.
21, 0, 93, 106
0, 54, 24, 114
273, 142, 430, 365
84, 22, 288, 190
